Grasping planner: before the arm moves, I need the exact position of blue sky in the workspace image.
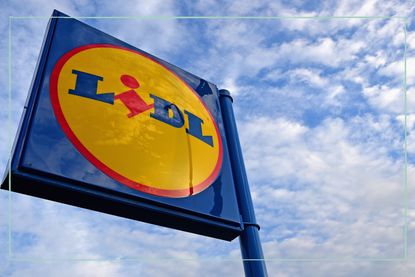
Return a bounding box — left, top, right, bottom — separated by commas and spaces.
1, 1, 415, 276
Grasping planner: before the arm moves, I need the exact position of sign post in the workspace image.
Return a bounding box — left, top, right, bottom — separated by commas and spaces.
219, 89, 268, 277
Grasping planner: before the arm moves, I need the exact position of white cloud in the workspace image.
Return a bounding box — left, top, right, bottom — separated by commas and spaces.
408, 32, 415, 50
238, 115, 406, 259
333, 0, 413, 17
364, 51, 387, 68
363, 85, 404, 113
377, 57, 414, 87
396, 113, 415, 131
378, 60, 403, 80
274, 37, 365, 67
284, 68, 328, 87
219, 78, 240, 96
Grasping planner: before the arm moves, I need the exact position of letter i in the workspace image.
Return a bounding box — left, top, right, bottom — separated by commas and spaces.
114, 74, 154, 118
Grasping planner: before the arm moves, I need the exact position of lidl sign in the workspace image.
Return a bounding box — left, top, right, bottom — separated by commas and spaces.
2, 10, 242, 241
50, 44, 223, 198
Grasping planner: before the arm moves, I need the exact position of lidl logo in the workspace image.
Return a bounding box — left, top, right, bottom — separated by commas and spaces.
50, 44, 223, 198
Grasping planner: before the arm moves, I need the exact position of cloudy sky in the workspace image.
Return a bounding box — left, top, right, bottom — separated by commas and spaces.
1, 1, 415, 276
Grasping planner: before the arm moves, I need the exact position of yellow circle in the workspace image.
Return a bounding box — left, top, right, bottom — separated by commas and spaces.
50, 45, 222, 197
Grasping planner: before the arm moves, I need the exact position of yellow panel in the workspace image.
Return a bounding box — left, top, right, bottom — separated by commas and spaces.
50, 45, 222, 197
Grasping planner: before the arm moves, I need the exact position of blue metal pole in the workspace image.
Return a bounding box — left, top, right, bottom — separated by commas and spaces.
219, 89, 268, 277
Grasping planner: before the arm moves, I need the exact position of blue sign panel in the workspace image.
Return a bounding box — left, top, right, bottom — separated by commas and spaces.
2, 10, 242, 241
